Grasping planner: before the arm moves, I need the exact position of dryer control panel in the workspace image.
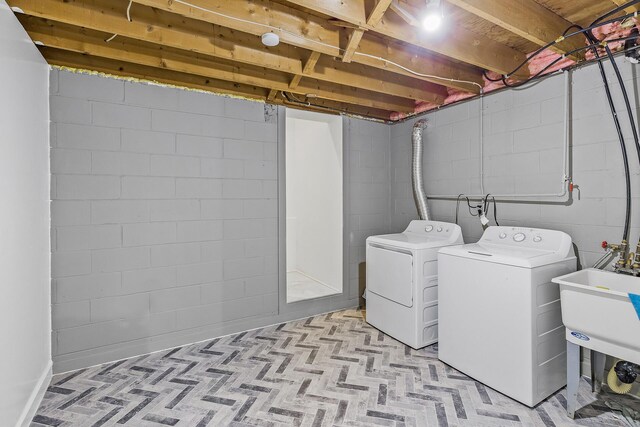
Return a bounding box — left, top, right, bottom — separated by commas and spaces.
479, 226, 573, 255
405, 220, 458, 238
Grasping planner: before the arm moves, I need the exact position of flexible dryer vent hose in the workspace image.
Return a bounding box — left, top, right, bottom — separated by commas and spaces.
412, 119, 430, 221
607, 360, 634, 394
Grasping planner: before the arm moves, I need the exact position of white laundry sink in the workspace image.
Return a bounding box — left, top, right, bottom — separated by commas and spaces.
552, 268, 640, 365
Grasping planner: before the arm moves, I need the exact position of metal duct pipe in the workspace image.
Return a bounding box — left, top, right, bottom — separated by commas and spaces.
411, 119, 430, 220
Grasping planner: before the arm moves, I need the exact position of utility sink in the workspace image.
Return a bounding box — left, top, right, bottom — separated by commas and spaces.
552, 268, 640, 364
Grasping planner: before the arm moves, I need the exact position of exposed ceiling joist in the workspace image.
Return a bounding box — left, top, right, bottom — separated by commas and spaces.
290, 51, 321, 89
353, 34, 481, 93
389, 0, 420, 27
11, 0, 304, 74
368, 0, 394, 26
11, 0, 618, 121
342, 0, 393, 63
23, 18, 415, 113
610, 0, 640, 14
313, 55, 448, 103
44, 47, 270, 100
267, 89, 279, 101
12, 0, 445, 104
279, 95, 393, 120
283, 0, 529, 76
127, 0, 482, 92
447, 0, 585, 61
341, 29, 365, 63
42, 47, 393, 120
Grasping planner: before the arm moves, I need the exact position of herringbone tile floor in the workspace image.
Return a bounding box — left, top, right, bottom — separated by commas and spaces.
31, 309, 638, 426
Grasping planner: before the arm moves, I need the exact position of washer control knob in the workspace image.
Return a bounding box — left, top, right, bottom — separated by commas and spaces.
437, 226, 443, 232
499, 233, 507, 239
533, 235, 542, 243
513, 232, 526, 242
425, 225, 433, 232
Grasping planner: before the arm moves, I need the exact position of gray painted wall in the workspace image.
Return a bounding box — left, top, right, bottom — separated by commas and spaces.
52, 58, 637, 376
0, 2, 51, 425
390, 60, 640, 269
389, 60, 640, 387
49, 69, 390, 373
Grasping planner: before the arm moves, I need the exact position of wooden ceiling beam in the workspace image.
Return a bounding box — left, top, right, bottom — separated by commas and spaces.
279, 95, 392, 121
11, 0, 448, 103
267, 89, 279, 101
314, 55, 448, 102
354, 34, 480, 93
41, 47, 392, 120
43, 48, 269, 100
341, 29, 365, 63
9, 0, 304, 73
447, 0, 585, 61
125, 0, 482, 92
367, 0, 394, 26
289, 50, 321, 89
276, 93, 391, 121
284, 0, 528, 76
342, 0, 393, 63
389, 0, 420, 27
610, 0, 640, 14
21, 17, 416, 112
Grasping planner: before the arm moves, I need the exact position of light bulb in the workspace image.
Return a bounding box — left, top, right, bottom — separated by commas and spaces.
422, 13, 442, 32
422, 0, 443, 32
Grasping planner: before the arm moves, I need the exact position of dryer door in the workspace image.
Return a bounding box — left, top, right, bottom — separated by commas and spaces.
367, 244, 413, 307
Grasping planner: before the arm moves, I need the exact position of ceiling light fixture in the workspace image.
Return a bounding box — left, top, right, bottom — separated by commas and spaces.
261, 32, 280, 47
422, 0, 443, 32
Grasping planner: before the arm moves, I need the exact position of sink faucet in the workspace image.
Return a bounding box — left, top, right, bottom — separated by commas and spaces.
603, 239, 640, 276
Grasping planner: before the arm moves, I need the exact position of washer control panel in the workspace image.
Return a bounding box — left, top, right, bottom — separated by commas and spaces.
478, 226, 570, 253
513, 232, 526, 242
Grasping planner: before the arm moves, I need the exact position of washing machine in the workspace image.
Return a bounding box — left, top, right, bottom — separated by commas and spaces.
366, 220, 463, 349
438, 226, 577, 407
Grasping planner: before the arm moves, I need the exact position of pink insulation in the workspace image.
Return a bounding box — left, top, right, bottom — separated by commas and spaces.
585, 20, 637, 59
526, 49, 575, 76
390, 17, 639, 121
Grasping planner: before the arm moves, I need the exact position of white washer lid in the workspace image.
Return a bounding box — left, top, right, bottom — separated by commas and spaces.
438, 242, 558, 268
438, 226, 575, 268
367, 220, 463, 250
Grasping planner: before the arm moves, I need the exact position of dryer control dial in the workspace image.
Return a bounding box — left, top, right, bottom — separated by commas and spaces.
499, 233, 507, 239
513, 232, 526, 242
425, 225, 433, 232
437, 226, 443, 232
533, 235, 542, 243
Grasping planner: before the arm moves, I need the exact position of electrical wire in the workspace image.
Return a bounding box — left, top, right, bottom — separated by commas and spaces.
603, 44, 640, 166
585, 22, 632, 243
115, 0, 640, 96
483, 194, 499, 226
126, 0, 133, 22
500, 34, 640, 88
499, 4, 640, 79
168, 0, 483, 90
353, 52, 483, 90
454, 194, 498, 226
591, 0, 640, 27
106, 0, 133, 42
482, 70, 503, 82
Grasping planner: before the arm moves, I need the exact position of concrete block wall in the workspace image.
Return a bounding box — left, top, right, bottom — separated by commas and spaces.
390, 60, 640, 268
346, 118, 392, 301
50, 69, 389, 372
